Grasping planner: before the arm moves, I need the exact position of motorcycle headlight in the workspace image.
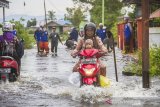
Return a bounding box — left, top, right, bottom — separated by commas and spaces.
83, 68, 95, 76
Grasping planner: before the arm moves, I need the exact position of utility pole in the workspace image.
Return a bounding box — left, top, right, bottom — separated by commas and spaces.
142, 0, 150, 88
3, 7, 5, 22
102, 0, 104, 24
44, 0, 47, 29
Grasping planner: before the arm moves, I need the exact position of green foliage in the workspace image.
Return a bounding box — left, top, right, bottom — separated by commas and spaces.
124, 46, 160, 77
61, 31, 69, 41
150, 45, 160, 76
123, 50, 142, 76
27, 18, 37, 27
111, 22, 118, 40
65, 6, 86, 28
128, 3, 160, 20
47, 10, 56, 21
123, 62, 142, 76
0, 23, 2, 28
73, 0, 123, 28
150, 4, 160, 13
150, 18, 160, 27
28, 30, 34, 34
128, 5, 137, 20
10, 20, 34, 49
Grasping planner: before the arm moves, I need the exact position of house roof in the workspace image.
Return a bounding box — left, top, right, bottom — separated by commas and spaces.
46, 20, 72, 27
150, 8, 160, 18
0, 0, 9, 8
37, 20, 72, 27
122, 0, 160, 5
56, 20, 72, 26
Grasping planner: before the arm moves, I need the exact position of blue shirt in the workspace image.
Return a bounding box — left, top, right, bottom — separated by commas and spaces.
70, 29, 78, 41
34, 30, 41, 41
40, 31, 48, 42
124, 24, 132, 42
96, 29, 106, 42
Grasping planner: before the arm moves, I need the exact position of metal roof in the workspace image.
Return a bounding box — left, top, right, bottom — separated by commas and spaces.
122, 0, 160, 5
150, 8, 160, 18
0, 0, 9, 8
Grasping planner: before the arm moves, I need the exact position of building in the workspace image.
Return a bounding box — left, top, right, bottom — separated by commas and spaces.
46, 20, 72, 34
0, 0, 9, 22
117, 0, 160, 51
30, 20, 72, 34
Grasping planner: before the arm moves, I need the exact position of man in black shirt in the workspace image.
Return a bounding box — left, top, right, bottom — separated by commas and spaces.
49, 27, 63, 56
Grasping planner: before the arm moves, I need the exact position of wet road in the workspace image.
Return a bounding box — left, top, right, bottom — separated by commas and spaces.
0, 44, 160, 107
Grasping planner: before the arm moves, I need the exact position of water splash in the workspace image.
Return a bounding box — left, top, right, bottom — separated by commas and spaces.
71, 85, 112, 104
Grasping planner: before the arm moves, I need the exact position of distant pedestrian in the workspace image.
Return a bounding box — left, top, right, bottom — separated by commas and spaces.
96, 23, 107, 42
49, 27, 63, 56
124, 17, 133, 53
39, 26, 49, 55
79, 27, 84, 37
106, 30, 114, 52
70, 27, 78, 42
34, 27, 41, 53
103, 28, 114, 52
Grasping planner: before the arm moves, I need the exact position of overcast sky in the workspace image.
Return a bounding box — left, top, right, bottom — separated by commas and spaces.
0, 0, 74, 19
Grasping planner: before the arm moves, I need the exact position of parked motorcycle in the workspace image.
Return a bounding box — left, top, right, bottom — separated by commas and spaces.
78, 49, 104, 87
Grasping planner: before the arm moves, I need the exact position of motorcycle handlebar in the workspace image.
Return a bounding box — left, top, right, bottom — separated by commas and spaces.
71, 49, 107, 58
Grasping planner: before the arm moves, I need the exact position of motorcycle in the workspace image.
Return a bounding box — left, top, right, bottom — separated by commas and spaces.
78, 49, 104, 87
0, 41, 19, 82
65, 32, 77, 50
0, 56, 19, 82
65, 39, 77, 50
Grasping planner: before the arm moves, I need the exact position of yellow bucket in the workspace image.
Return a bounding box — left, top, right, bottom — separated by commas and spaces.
100, 75, 111, 87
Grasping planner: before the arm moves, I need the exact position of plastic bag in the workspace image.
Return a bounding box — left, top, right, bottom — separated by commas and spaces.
100, 75, 111, 87
68, 72, 80, 87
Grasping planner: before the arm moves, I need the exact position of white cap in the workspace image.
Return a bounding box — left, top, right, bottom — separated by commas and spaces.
99, 23, 103, 26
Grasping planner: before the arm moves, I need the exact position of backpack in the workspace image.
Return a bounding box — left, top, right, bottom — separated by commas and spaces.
15, 40, 24, 58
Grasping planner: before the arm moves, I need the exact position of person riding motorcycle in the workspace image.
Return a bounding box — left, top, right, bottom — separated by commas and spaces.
0, 22, 24, 70
71, 22, 108, 76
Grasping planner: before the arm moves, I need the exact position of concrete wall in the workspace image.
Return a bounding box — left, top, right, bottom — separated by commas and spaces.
149, 27, 160, 47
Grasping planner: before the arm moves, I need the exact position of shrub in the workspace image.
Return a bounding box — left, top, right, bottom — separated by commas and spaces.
123, 46, 160, 77
150, 45, 160, 76
28, 30, 34, 34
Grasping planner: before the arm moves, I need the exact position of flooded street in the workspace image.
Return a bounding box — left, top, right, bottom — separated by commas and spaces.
0, 44, 160, 107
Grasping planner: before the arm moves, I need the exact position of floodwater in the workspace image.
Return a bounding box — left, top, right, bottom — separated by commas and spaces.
0, 44, 160, 107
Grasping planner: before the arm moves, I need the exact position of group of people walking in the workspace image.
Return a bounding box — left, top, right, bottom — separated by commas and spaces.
34, 22, 115, 56
34, 18, 132, 57
34, 26, 62, 56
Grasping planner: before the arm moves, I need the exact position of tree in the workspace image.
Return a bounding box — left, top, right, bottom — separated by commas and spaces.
72, 0, 123, 28
64, 6, 86, 28
27, 18, 37, 27
10, 19, 34, 48
128, 3, 160, 19
47, 10, 56, 21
